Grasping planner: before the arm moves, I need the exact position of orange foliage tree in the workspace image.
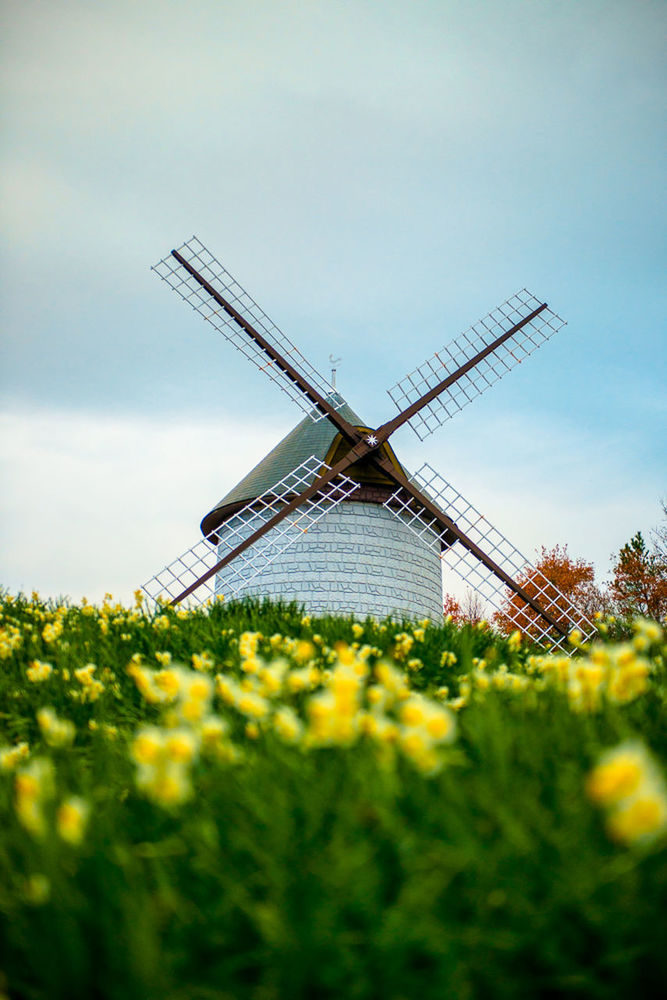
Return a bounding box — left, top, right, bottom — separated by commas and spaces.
442, 594, 464, 623
609, 531, 667, 621
493, 544, 603, 639
442, 590, 485, 625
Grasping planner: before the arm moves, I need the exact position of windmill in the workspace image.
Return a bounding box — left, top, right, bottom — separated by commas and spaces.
142, 236, 595, 648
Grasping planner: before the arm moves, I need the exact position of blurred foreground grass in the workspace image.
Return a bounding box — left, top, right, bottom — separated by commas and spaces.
0, 591, 666, 999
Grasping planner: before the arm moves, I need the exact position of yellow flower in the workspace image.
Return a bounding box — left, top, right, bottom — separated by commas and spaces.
0, 742, 30, 771
375, 661, 409, 702
236, 691, 269, 719
273, 706, 303, 743
607, 658, 651, 704
129, 665, 166, 704
633, 618, 662, 644
241, 654, 261, 675
215, 673, 240, 704
400, 697, 427, 727
192, 651, 215, 672
606, 792, 667, 846
26, 660, 53, 683
200, 715, 229, 750
147, 765, 191, 806
72, 663, 105, 701
56, 796, 90, 845
154, 667, 181, 698
399, 728, 441, 774
15, 758, 54, 837
187, 674, 214, 702
294, 639, 315, 663
508, 630, 522, 651
366, 684, 385, 707
424, 705, 456, 743
307, 691, 357, 746
74, 663, 96, 683
586, 746, 647, 806
446, 695, 467, 711
37, 707, 75, 747
239, 631, 262, 660
164, 729, 198, 763
131, 727, 164, 765
0, 623, 23, 658
258, 661, 287, 696
393, 632, 414, 660
587, 740, 667, 848
42, 620, 63, 644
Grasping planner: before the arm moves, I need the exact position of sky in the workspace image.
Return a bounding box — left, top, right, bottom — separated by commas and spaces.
1, 0, 665, 605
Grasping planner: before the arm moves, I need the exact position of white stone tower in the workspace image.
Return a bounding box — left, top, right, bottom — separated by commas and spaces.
200, 396, 443, 619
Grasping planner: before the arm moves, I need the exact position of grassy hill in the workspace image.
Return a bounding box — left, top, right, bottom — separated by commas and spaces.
1, 592, 666, 999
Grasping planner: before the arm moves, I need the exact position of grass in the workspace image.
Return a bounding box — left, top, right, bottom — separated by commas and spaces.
0, 591, 665, 999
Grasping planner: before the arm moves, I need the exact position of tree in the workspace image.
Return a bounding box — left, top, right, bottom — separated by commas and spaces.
650, 498, 667, 562
442, 589, 486, 625
442, 594, 464, 623
493, 544, 604, 640
609, 530, 667, 621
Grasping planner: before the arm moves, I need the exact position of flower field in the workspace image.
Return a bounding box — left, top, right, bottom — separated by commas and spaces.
1, 592, 666, 999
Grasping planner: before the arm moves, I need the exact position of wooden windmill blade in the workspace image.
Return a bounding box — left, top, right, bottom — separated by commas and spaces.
142, 456, 361, 608
385, 290, 566, 441
153, 236, 359, 435
382, 462, 596, 647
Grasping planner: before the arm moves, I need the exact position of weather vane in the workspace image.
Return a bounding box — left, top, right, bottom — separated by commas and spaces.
328, 354, 342, 390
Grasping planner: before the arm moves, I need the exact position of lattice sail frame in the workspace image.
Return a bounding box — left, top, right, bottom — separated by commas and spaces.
384, 464, 596, 649
153, 237, 344, 422
387, 290, 566, 441
142, 457, 360, 609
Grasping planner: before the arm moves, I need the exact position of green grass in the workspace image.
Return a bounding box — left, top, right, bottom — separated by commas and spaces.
0, 593, 665, 999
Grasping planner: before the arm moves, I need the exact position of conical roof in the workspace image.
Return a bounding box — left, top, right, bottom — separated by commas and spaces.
200, 394, 368, 535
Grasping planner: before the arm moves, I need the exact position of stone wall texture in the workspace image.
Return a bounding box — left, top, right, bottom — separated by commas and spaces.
215, 501, 443, 620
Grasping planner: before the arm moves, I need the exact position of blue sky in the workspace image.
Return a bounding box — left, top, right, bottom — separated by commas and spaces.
1, 0, 665, 602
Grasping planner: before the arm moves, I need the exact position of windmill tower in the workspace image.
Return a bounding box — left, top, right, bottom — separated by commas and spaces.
143, 237, 595, 648
200, 394, 444, 619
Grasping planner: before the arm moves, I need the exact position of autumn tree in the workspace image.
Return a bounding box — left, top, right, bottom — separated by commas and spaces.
442, 594, 464, 623
442, 589, 486, 624
493, 544, 603, 640
609, 529, 667, 621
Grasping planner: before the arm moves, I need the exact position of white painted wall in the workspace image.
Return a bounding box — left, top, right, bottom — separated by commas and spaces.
215, 501, 443, 620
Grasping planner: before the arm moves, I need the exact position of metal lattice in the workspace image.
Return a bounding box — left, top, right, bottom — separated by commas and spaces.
387, 290, 566, 441
384, 464, 595, 649
142, 457, 360, 609
153, 237, 344, 422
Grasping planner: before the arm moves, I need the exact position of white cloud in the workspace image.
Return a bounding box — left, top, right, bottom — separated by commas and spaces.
0, 407, 289, 603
